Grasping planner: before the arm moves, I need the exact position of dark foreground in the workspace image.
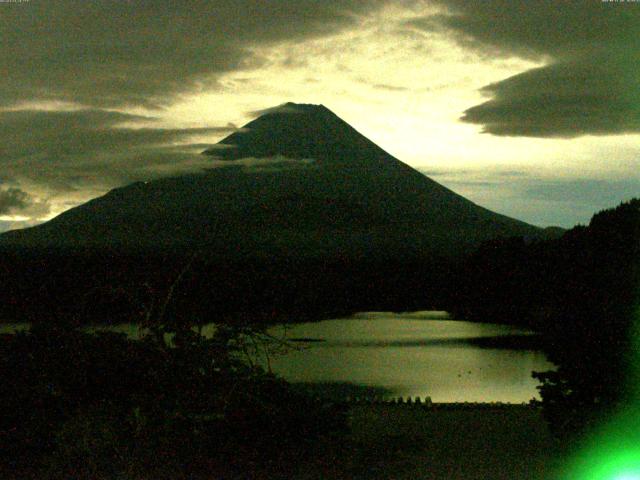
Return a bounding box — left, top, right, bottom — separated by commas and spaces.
2, 403, 562, 480
291, 404, 561, 480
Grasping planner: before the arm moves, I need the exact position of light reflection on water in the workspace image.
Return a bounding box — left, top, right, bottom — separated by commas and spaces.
266, 312, 555, 403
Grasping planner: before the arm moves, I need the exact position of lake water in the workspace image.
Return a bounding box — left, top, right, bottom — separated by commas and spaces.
0, 311, 555, 403
266, 311, 555, 403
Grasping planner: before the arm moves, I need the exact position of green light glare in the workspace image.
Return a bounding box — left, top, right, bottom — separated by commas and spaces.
614, 473, 640, 480
565, 443, 640, 480
560, 304, 640, 480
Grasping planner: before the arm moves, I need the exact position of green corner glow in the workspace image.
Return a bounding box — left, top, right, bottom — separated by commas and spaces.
562, 305, 640, 480
614, 474, 640, 480
563, 425, 640, 479
589, 450, 640, 480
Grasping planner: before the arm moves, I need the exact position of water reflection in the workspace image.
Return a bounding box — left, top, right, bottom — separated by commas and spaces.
266, 313, 555, 403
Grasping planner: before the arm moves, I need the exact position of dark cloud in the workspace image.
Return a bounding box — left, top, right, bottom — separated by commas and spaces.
461, 55, 640, 137
1, 0, 387, 108
407, 1, 636, 60
0, 187, 50, 217
0, 108, 236, 215
407, 1, 640, 137
0, 109, 234, 159
0, 187, 30, 214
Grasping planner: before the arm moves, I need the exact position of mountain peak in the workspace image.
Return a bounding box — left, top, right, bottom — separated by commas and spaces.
281, 102, 329, 112
245, 102, 332, 120
283, 101, 324, 108
203, 102, 388, 165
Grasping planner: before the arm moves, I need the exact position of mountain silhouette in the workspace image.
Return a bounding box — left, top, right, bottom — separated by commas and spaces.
0, 102, 540, 257
0, 103, 547, 323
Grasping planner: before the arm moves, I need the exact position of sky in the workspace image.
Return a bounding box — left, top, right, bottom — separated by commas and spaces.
1, 0, 638, 231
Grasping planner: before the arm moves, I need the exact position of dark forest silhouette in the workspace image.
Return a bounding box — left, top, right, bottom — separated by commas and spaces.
450, 198, 640, 439
0, 311, 347, 479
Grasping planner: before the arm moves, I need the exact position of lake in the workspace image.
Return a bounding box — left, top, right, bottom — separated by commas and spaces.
265, 311, 555, 403
0, 311, 555, 403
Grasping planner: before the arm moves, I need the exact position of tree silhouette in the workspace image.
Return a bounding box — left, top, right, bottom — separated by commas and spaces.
451, 199, 640, 439
0, 258, 347, 478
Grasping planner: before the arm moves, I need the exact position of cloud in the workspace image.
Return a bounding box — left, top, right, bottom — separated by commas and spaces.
0, 108, 239, 229
246, 103, 306, 117
406, 1, 634, 60
419, 168, 477, 177
0, 187, 50, 218
461, 56, 640, 137
406, 1, 640, 137
0, 103, 315, 232
208, 155, 315, 170
371, 83, 409, 92
0, 188, 29, 215
1, 0, 387, 108
0, 109, 234, 160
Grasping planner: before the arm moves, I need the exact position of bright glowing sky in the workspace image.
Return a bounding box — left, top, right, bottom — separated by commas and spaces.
1, 1, 639, 230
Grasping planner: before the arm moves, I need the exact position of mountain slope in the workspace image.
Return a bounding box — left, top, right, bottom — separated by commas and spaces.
0, 102, 548, 323
0, 103, 540, 258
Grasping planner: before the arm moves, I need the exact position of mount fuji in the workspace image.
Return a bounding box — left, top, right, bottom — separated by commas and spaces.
1, 103, 539, 255
0, 103, 544, 323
